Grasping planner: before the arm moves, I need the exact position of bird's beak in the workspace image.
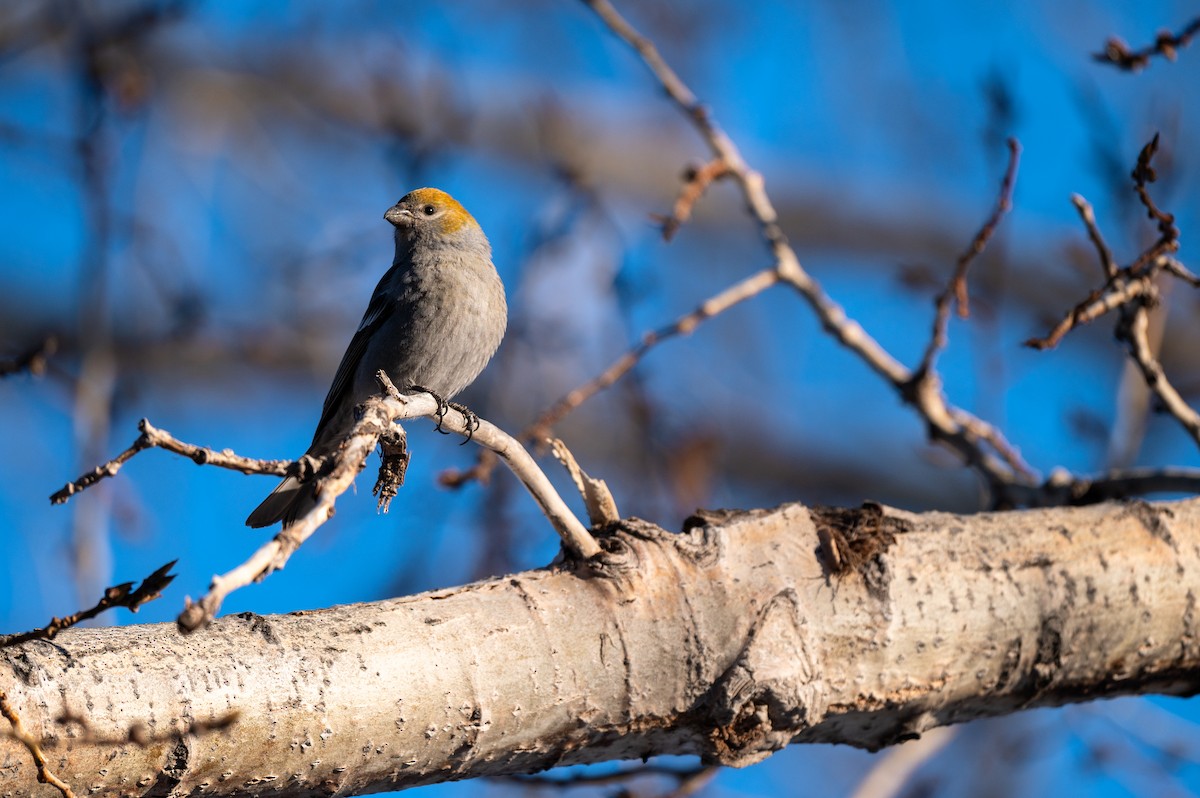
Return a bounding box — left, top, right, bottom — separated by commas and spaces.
384, 206, 414, 227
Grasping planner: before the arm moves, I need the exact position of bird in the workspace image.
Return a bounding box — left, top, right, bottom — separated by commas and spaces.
246, 187, 508, 528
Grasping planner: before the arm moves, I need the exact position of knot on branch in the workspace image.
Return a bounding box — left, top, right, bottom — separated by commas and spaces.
697, 590, 823, 767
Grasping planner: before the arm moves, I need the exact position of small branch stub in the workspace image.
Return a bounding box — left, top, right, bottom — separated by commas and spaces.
550, 437, 620, 525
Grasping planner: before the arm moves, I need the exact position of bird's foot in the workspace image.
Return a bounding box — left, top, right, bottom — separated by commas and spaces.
449, 402, 481, 444
410, 384, 451, 433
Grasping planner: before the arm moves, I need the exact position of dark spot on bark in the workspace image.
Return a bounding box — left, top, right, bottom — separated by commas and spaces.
1030, 615, 1064, 693
1183, 591, 1196, 651
143, 738, 189, 798
1061, 572, 1077, 608
1120, 500, 1175, 549
7, 652, 37, 684
681, 507, 749, 531
235, 612, 279, 645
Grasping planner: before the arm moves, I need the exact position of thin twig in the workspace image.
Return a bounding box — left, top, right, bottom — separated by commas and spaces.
0, 690, 76, 798
550, 437, 620, 525
1161, 256, 1200, 287
1027, 466, 1200, 506
653, 158, 731, 241
1123, 307, 1200, 447
1, 561, 175, 647
1024, 278, 1153, 350
530, 265, 780, 437
916, 137, 1021, 377
51, 419, 295, 505
1094, 16, 1200, 71
1070, 194, 1119, 279
0, 336, 57, 377
178, 377, 599, 633
1128, 133, 1180, 273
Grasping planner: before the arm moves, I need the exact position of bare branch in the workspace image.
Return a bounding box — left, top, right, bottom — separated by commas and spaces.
582, 0, 1037, 503
916, 137, 1020, 377
1029, 466, 1200, 506
1, 561, 176, 648
1025, 136, 1198, 449
1161, 256, 1200, 287
1129, 133, 1180, 273
51, 419, 295, 505
1123, 307, 1200, 447
1024, 278, 1153, 350
1070, 194, 1119, 279
653, 158, 731, 241
1094, 17, 1200, 71
530, 266, 780, 437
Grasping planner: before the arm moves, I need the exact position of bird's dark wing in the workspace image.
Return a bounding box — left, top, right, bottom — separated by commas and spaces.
309, 268, 397, 447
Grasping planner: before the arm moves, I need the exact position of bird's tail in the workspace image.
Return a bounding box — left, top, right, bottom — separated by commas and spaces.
245, 475, 318, 529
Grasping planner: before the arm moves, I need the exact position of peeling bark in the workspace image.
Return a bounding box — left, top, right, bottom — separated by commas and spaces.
2, 499, 1198, 797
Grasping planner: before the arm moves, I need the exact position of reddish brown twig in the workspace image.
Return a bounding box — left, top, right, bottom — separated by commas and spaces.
653, 158, 731, 240
1028, 135, 1188, 351
0, 690, 76, 798
1, 561, 176, 648
916, 138, 1020, 376
1128, 133, 1180, 273
1094, 17, 1200, 71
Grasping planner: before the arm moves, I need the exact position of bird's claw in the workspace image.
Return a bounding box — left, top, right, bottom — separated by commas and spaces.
449, 402, 480, 444
410, 384, 451, 433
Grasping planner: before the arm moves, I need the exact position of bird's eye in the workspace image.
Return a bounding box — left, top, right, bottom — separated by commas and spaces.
422, 204, 437, 216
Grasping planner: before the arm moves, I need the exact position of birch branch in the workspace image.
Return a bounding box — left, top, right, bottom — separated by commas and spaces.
2, 498, 1198, 797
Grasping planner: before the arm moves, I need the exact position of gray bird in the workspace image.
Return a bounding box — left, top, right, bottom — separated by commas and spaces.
247, 188, 508, 528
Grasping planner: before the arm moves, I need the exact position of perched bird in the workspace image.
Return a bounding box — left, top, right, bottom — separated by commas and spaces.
246, 188, 508, 528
